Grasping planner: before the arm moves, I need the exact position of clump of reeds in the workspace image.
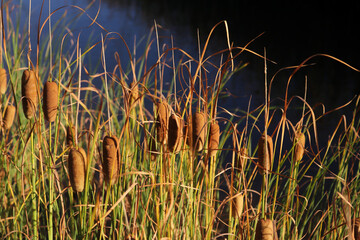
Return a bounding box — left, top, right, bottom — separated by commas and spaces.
21, 70, 38, 119
68, 147, 87, 192
208, 121, 220, 157
156, 101, 169, 145
42, 81, 58, 122
2, 105, 15, 129
102, 135, 119, 184
192, 111, 207, 152
0, 68, 7, 94
257, 134, 273, 175
255, 218, 277, 240
168, 113, 184, 154
293, 132, 305, 162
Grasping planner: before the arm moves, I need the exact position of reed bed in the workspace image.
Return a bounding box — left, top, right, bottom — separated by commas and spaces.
0, 1, 359, 239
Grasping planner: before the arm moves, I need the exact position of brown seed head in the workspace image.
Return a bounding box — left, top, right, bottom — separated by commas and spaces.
355, 218, 360, 240
68, 148, 86, 192
103, 135, 119, 184
43, 81, 58, 122
255, 218, 275, 240
192, 112, 207, 152
232, 193, 244, 219
208, 121, 220, 157
3, 105, 16, 130
237, 147, 248, 170
21, 70, 38, 119
66, 125, 75, 146
294, 132, 305, 162
257, 134, 273, 175
168, 113, 184, 154
156, 101, 169, 144
0, 68, 7, 94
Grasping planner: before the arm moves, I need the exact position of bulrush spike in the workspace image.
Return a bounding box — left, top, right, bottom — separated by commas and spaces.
232, 193, 244, 219
0, 68, 7, 94
208, 121, 220, 157
192, 112, 207, 152
43, 81, 58, 122
237, 147, 248, 170
355, 218, 360, 240
294, 132, 305, 162
66, 125, 75, 146
3, 105, 16, 130
21, 70, 38, 119
156, 101, 169, 145
129, 81, 139, 106
102, 135, 119, 185
257, 134, 273, 175
68, 147, 87, 192
255, 218, 277, 240
168, 113, 184, 154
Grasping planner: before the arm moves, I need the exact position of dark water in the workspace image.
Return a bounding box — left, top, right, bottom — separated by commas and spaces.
25, 0, 360, 147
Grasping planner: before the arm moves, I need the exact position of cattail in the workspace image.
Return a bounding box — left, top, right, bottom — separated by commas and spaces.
192, 112, 207, 152
103, 135, 119, 184
42, 81, 58, 122
168, 113, 184, 154
257, 134, 273, 175
355, 218, 360, 240
0, 68, 7, 94
237, 147, 248, 170
3, 105, 16, 129
156, 101, 169, 145
255, 218, 276, 240
21, 70, 38, 119
294, 132, 305, 162
208, 121, 220, 157
129, 81, 139, 106
232, 193, 244, 219
66, 125, 75, 146
68, 147, 87, 192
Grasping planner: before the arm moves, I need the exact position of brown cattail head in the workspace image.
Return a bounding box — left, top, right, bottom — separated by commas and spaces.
168, 113, 184, 154
355, 218, 360, 240
102, 135, 119, 185
294, 132, 305, 162
257, 134, 273, 175
66, 125, 75, 146
156, 101, 169, 144
68, 147, 87, 192
237, 147, 248, 170
129, 81, 139, 106
43, 81, 58, 122
21, 70, 38, 119
208, 121, 220, 157
192, 112, 207, 152
0, 68, 7, 94
3, 105, 16, 130
255, 218, 276, 240
232, 193, 244, 219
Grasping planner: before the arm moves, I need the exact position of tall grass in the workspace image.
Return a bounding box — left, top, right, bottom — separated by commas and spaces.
0, 1, 359, 239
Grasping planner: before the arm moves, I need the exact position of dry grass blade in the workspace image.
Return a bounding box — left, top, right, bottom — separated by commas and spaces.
168, 113, 184, 154
103, 135, 119, 184
255, 218, 277, 240
0, 68, 7, 94
3, 105, 16, 130
156, 101, 169, 145
68, 147, 87, 192
43, 81, 58, 122
208, 121, 220, 157
193, 111, 207, 152
294, 132, 305, 162
257, 134, 273, 175
21, 69, 38, 119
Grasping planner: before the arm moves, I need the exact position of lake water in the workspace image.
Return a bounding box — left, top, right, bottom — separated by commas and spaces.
23, 0, 360, 147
